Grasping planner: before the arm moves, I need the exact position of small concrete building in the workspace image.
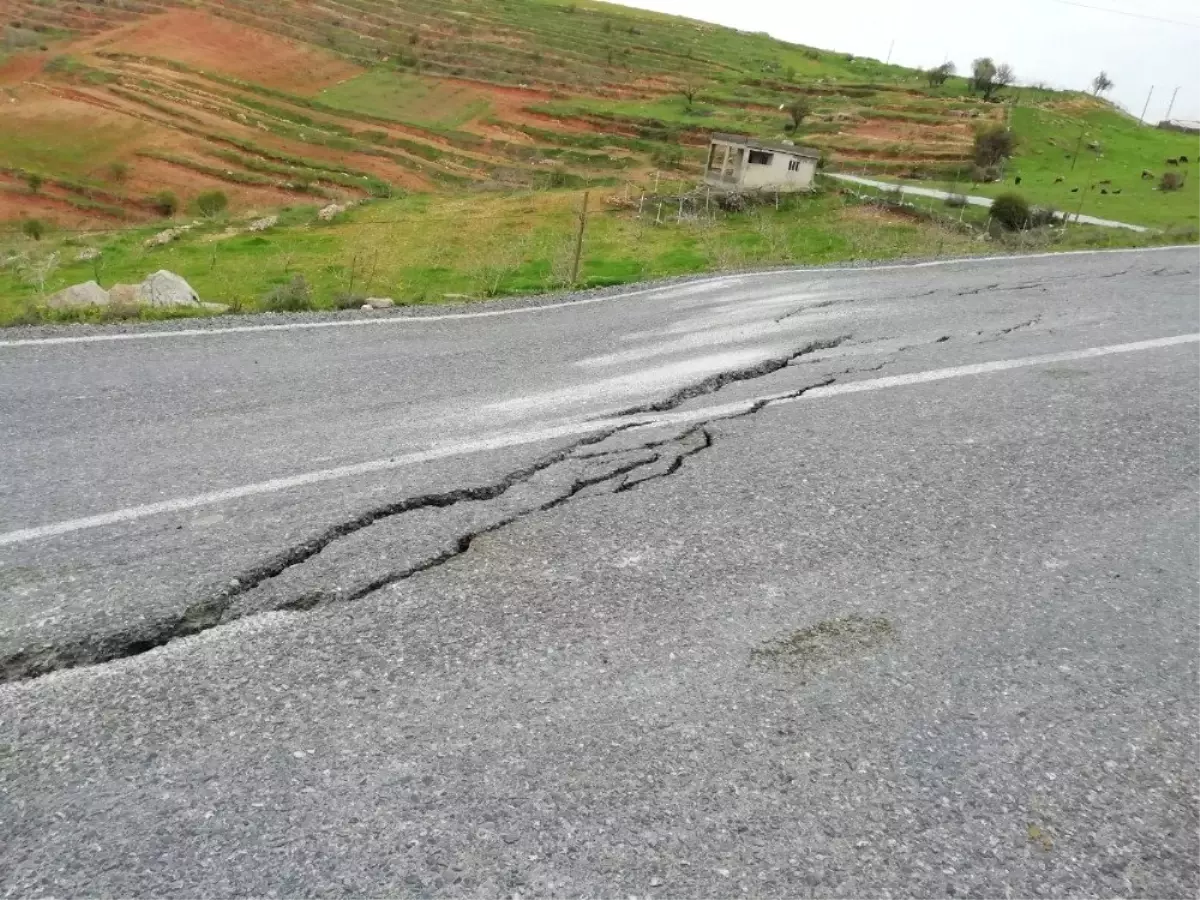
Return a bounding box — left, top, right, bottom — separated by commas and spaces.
704, 133, 820, 192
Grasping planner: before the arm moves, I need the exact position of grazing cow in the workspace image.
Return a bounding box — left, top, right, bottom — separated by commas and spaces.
1054, 176, 1064, 183
1112, 189, 1121, 194
1100, 188, 1108, 194
1098, 179, 1112, 185
1181, 155, 1190, 163
1070, 187, 1079, 192
1142, 169, 1154, 179
1015, 175, 1022, 185
1166, 158, 1179, 165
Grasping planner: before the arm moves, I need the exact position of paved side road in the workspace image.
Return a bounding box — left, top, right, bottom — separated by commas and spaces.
827, 172, 1150, 231
1, 247, 1197, 897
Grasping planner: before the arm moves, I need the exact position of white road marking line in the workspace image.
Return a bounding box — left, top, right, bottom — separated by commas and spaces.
1, 245, 1193, 348
1, 333, 1195, 547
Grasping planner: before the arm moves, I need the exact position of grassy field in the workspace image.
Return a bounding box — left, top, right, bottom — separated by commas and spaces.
863, 105, 1200, 229
0, 186, 963, 321
1, 0, 1196, 325
2, 180, 1190, 327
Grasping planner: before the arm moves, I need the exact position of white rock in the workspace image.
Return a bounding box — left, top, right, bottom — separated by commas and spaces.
364, 297, 395, 309
318, 202, 346, 222
138, 270, 201, 307
76, 248, 102, 262
361, 304, 373, 311
247, 215, 278, 232
46, 280, 110, 309
145, 228, 182, 247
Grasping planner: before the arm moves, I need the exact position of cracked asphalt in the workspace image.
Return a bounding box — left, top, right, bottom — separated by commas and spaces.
2, 247, 1198, 897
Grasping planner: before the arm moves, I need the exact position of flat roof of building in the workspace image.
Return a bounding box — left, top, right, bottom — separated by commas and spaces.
710, 133, 821, 159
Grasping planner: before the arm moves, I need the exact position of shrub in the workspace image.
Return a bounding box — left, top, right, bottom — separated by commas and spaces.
1028, 205, 1059, 228
784, 98, 812, 132
151, 190, 179, 217
332, 292, 366, 310
990, 192, 1031, 231
262, 274, 314, 312
969, 164, 1000, 183
1160, 171, 1184, 192
21, 218, 46, 241
974, 126, 1015, 167
107, 161, 130, 183
195, 190, 229, 218
26, 172, 43, 194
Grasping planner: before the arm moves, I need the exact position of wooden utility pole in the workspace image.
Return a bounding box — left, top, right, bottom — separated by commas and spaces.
1139, 85, 1154, 124
1164, 86, 1180, 122
570, 191, 589, 286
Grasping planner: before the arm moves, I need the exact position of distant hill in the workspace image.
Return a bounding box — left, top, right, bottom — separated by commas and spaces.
0, 0, 989, 225
1, 0, 1194, 229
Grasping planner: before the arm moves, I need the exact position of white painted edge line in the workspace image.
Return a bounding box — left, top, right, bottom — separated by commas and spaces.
2, 332, 1195, 548
2, 245, 1194, 348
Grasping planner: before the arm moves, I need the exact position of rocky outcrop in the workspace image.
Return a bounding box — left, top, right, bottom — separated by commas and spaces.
137, 271, 202, 307
46, 281, 110, 310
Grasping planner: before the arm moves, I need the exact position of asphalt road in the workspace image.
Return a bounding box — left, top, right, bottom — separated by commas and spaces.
2, 246, 1198, 897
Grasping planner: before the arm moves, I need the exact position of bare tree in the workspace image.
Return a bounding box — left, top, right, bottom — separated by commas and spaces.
993, 63, 1015, 94
678, 78, 699, 110
1091, 71, 1114, 96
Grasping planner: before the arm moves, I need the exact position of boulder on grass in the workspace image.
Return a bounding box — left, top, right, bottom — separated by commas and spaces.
46, 281, 110, 310
364, 297, 395, 309
109, 283, 140, 307
138, 270, 201, 307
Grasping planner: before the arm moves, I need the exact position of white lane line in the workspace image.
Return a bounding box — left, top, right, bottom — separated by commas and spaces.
1, 333, 1195, 547
1, 245, 1194, 348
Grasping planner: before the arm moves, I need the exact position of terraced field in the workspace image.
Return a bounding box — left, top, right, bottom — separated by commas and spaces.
1, 0, 1029, 227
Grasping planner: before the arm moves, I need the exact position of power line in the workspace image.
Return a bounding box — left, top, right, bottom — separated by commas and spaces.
1044, 0, 1200, 28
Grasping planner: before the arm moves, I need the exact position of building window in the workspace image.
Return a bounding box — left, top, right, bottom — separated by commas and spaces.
788, 159, 801, 172
747, 150, 773, 165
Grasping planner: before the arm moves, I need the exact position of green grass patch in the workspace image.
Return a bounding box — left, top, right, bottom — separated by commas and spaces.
319, 70, 493, 129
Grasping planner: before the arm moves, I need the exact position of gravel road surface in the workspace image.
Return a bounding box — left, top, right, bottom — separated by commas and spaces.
826, 173, 1150, 232
2, 246, 1197, 897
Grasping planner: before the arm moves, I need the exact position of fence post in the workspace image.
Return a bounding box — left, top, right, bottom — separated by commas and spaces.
655, 201, 663, 225
654, 170, 660, 194
638, 192, 645, 218
677, 197, 683, 222
570, 191, 590, 286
